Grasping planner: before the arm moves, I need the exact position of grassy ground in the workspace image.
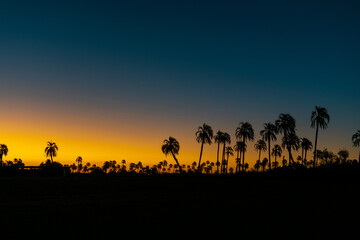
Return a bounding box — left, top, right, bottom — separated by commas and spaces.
0, 173, 359, 239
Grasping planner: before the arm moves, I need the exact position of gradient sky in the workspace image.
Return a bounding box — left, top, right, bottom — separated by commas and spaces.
1, 0, 359, 167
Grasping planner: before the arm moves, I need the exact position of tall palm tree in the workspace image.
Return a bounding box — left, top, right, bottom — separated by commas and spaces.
272, 144, 282, 169
224, 146, 234, 174
196, 123, 213, 173
0, 144, 9, 167
281, 132, 299, 165
352, 130, 360, 163
221, 132, 231, 174
45, 141, 58, 163
162, 137, 182, 173
300, 138, 312, 166
260, 122, 277, 170
235, 122, 254, 171
254, 139, 267, 163
214, 131, 224, 173
311, 106, 330, 167
276, 113, 296, 166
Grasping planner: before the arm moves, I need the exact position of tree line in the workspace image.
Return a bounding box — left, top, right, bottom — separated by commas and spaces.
1, 106, 360, 175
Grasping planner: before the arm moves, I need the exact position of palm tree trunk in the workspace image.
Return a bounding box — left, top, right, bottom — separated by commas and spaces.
221, 143, 226, 174
0, 154, 2, 167
305, 150, 308, 167
216, 143, 220, 173
51, 155, 53, 164
171, 151, 183, 173
242, 136, 246, 172
288, 148, 294, 165
268, 139, 271, 170
258, 150, 261, 162
301, 148, 304, 166
198, 142, 204, 173
274, 155, 277, 169
238, 150, 242, 173
313, 122, 319, 168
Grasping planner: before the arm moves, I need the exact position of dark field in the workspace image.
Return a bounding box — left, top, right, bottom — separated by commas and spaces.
1, 173, 359, 239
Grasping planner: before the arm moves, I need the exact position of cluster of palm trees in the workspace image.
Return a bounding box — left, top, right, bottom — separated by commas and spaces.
161, 106, 359, 174
1, 106, 360, 175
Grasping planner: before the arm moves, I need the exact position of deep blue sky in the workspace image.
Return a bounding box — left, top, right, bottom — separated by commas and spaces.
1, 0, 359, 164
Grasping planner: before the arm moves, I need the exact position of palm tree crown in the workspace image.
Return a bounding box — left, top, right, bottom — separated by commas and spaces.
196, 123, 213, 145
45, 141, 58, 163
162, 137, 182, 173
196, 123, 213, 172
311, 106, 330, 129
276, 113, 296, 137
254, 139, 267, 161
352, 130, 360, 163
352, 130, 360, 147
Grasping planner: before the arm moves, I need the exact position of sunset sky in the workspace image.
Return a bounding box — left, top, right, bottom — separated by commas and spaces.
1, 0, 359, 168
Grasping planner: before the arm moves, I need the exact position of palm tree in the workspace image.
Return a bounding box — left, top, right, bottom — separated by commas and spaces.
276, 113, 296, 165
196, 123, 213, 173
300, 138, 312, 166
261, 158, 268, 172
272, 144, 282, 169
220, 132, 231, 174
254, 139, 267, 168
338, 150, 349, 164
0, 144, 8, 167
352, 130, 360, 163
311, 106, 330, 167
45, 141, 58, 163
162, 137, 182, 173
76, 156, 83, 173
235, 122, 254, 171
224, 146, 234, 174
281, 132, 300, 165
260, 122, 277, 170
214, 131, 224, 173
234, 141, 245, 173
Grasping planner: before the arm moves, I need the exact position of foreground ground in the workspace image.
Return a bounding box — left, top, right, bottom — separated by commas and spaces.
0, 172, 359, 239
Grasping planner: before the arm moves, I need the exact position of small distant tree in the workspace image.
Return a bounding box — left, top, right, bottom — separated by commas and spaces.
0, 144, 9, 167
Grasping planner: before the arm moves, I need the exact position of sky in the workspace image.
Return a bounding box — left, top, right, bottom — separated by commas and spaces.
0, 0, 359, 168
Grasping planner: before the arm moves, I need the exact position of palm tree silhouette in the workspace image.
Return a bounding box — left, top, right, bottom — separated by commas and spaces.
196, 123, 213, 173
311, 106, 330, 167
162, 137, 182, 173
254, 139, 267, 164
276, 113, 296, 166
281, 132, 299, 165
271, 144, 282, 169
214, 131, 224, 173
76, 156, 83, 172
45, 141, 58, 163
260, 122, 277, 170
224, 146, 233, 174
352, 130, 360, 163
234, 141, 245, 173
261, 158, 268, 172
0, 144, 8, 167
300, 138, 312, 166
220, 132, 231, 174
235, 122, 254, 171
